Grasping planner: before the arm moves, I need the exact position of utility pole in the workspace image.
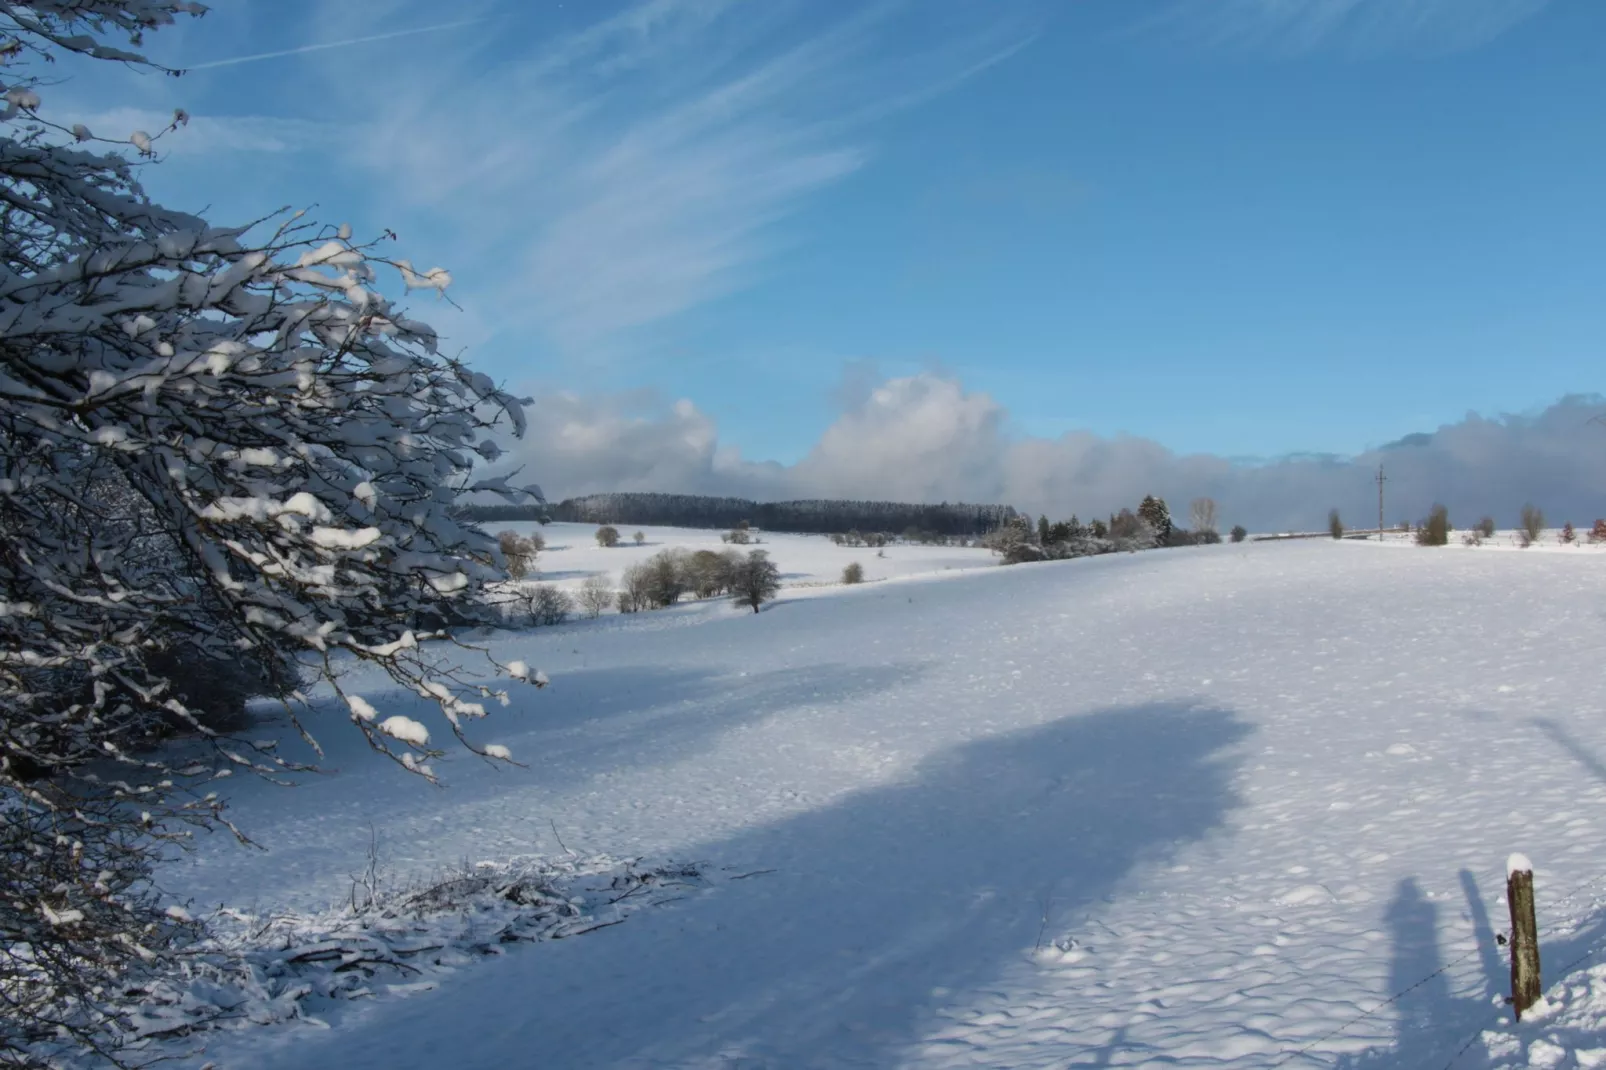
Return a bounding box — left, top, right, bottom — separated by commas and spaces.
1375, 465, 1387, 540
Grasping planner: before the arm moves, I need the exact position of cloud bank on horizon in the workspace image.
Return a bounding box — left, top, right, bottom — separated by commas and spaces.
493, 376, 1606, 532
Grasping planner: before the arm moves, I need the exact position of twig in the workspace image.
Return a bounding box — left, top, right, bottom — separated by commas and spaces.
551, 918, 627, 939
550, 819, 576, 858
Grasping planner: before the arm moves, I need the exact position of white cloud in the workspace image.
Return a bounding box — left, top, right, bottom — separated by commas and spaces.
1139, 0, 1550, 56
494, 373, 1606, 533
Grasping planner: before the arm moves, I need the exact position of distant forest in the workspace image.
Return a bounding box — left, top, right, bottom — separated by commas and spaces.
461, 493, 1019, 536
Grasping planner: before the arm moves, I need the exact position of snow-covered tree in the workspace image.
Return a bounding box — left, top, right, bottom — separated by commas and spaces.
1137, 495, 1172, 543
0, 4, 541, 1061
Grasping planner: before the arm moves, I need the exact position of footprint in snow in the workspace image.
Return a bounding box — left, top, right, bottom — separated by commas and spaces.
1275, 884, 1338, 907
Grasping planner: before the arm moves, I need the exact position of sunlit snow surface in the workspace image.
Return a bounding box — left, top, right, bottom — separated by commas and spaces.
171, 536, 1606, 1068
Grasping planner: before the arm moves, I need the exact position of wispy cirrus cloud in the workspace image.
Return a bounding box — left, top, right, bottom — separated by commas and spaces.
299, 0, 1038, 354
1137, 0, 1550, 56
181, 18, 486, 71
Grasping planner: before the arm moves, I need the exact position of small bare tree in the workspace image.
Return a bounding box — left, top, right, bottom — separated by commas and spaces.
730, 550, 781, 613
497, 530, 540, 580
578, 574, 614, 618
687, 550, 729, 597
1519, 504, 1545, 547
643, 549, 691, 608
618, 562, 653, 612
842, 562, 865, 584
596, 525, 621, 548
1189, 497, 1218, 535
526, 585, 573, 626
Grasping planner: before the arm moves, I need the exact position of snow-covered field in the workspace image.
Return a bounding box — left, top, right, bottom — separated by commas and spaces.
1366, 528, 1606, 554
166, 537, 1606, 1068
493, 520, 997, 594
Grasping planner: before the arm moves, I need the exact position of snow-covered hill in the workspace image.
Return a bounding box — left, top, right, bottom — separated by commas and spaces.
168, 538, 1606, 1068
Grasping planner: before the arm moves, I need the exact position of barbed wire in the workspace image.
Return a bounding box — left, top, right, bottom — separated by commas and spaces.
1263, 864, 1606, 1069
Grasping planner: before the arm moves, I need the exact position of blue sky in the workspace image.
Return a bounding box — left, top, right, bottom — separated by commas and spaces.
58, 0, 1605, 512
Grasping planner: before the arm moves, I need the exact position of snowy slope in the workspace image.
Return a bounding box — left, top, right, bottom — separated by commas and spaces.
169, 539, 1606, 1069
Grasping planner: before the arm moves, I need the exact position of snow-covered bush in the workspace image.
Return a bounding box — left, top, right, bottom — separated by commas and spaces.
842, 562, 864, 584
596, 525, 621, 547
1230, 524, 1248, 543
1108, 508, 1158, 550
0, 5, 542, 1062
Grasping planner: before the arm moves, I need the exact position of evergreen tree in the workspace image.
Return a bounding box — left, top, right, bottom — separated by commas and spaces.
1138, 496, 1173, 542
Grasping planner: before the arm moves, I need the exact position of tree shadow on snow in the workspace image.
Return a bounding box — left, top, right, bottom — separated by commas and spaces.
193, 662, 936, 882
272, 702, 1252, 1070
511, 661, 937, 794
1530, 717, 1606, 787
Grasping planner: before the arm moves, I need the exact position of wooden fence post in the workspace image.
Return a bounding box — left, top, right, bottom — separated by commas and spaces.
1507, 853, 1542, 1019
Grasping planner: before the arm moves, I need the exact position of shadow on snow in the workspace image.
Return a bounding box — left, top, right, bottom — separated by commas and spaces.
250, 701, 1251, 1069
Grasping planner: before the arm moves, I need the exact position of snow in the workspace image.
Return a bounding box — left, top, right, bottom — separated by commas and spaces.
1355, 528, 1606, 554
376, 716, 429, 748
158, 538, 1606, 1068
1511, 853, 1535, 877
495, 521, 998, 597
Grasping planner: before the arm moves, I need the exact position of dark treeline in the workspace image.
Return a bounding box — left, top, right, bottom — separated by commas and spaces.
461, 492, 1018, 536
